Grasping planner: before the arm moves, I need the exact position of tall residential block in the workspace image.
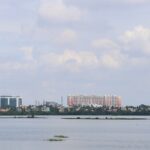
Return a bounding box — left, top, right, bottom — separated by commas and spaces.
67, 95, 122, 108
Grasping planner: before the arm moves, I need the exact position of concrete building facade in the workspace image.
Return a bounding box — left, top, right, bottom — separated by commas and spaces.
0, 96, 22, 108
67, 95, 122, 108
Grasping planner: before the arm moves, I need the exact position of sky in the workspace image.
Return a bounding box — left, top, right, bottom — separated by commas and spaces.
0, 0, 150, 106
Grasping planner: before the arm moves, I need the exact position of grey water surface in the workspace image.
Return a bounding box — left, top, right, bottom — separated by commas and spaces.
0, 116, 150, 150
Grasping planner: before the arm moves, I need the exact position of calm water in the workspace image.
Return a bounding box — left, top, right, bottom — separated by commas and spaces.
0, 116, 150, 150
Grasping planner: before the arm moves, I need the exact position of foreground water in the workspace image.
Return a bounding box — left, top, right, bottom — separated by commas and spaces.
0, 116, 150, 150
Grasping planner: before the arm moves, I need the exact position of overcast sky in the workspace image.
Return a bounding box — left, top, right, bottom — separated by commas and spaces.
0, 0, 150, 105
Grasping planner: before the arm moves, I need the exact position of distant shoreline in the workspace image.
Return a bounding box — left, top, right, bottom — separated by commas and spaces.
0, 114, 149, 120
0, 116, 46, 119
0, 115, 148, 120
62, 117, 148, 120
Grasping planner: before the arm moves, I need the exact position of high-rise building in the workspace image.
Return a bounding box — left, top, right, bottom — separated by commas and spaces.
67, 95, 122, 108
0, 96, 22, 108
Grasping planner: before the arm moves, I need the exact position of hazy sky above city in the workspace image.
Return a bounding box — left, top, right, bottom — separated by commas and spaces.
0, 0, 150, 105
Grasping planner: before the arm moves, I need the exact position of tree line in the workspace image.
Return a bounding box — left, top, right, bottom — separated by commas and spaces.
0, 104, 150, 116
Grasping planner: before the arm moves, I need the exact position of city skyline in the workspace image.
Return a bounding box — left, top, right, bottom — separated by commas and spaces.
0, 0, 150, 105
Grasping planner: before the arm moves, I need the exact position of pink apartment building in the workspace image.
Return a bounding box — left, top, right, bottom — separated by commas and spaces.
67, 95, 122, 108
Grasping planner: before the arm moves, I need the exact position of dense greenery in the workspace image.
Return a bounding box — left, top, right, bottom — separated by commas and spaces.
61, 105, 150, 115
0, 104, 150, 116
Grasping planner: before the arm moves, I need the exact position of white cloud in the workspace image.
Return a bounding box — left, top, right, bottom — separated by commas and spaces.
91, 38, 126, 69
39, 0, 82, 21
122, 26, 150, 42
112, 0, 149, 4
20, 47, 34, 61
92, 38, 119, 50
0, 62, 36, 73
91, 26, 150, 69
122, 26, 150, 54
40, 50, 99, 71
2, 25, 150, 74
56, 29, 77, 44
39, 49, 128, 71
129, 57, 150, 66
101, 50, 126, 69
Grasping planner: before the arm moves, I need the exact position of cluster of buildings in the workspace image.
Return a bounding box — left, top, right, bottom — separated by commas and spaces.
67, 95, 122, 108
0, 94, 150, 115
0, 94, 122, 113
32, 101, 64, 112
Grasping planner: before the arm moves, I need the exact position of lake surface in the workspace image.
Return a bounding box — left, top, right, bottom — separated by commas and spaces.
0, 116, 150, 150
